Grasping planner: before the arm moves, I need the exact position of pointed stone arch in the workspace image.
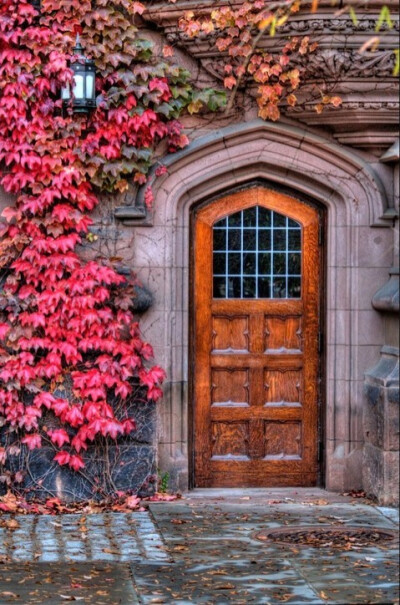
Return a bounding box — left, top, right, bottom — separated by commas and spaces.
123, 120, 393, 492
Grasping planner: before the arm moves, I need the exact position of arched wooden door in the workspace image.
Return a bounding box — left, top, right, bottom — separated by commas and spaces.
192, 187, 321, 487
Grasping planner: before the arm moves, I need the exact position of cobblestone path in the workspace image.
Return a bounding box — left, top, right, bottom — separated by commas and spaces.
0, 511, 169, 563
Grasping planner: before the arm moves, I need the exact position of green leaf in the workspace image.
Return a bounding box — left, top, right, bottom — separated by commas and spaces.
349, 7, 358, 26
157, 102, 174, 117
121, 146, 138, 160
375, 6, 393, 32
207, 91, 227, 112
393, 49, 400, 77
137, 148, 153, 162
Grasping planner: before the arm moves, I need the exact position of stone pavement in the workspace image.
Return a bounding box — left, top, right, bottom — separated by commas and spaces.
0, 489, 399, 605
0, 511, 168, 563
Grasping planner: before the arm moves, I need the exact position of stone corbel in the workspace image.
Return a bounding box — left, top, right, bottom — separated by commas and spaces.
372, 266, 400, 313
113, 183, 153, 227
114, 203, 152, 227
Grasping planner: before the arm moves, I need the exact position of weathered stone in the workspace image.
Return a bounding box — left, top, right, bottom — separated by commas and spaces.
2, 394, 157, 501
4, 443, 157, 502
363, 343, 399, 505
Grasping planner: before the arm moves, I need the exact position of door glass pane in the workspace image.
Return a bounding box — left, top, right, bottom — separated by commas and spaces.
212, 206, 302, 299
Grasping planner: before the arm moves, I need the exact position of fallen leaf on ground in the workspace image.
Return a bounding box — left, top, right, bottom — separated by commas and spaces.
1, 518, 20, 529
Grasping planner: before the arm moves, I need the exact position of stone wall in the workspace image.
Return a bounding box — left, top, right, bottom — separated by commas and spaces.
114, 120, 397, 497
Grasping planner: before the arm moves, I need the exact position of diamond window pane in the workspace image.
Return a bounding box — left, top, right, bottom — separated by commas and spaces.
212, 206, 302, 299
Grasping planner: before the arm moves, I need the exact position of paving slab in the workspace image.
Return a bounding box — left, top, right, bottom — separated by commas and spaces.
0, 562, 139, 605
130, 489, 399, 604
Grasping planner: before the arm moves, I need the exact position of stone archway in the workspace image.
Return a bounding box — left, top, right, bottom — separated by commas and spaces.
125, 120, 392, 492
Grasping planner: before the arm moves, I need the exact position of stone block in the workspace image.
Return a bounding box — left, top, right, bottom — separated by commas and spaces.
363, 445, 399, 506
356, 268, 391, 311
8, 443, 157, 502
133, 226, 171, 268
2, 399, 157, 502
357, 311, 385, 346
384, 390, 400, 451
352, 227, 393, 268
363, 443, 383, 498
363, 384, 384, 449
381, 451, 399, 507
126, 400, 156, 444
363, 386, 399, 451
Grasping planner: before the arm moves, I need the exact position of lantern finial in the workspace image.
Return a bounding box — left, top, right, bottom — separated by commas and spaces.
74, 34, 84, 55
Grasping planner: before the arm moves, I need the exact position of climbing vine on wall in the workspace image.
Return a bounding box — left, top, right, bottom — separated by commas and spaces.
0, 0, 225, 497
179, 0, 342, 120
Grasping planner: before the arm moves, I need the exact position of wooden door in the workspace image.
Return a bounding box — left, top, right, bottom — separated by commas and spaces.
192, 187, 321, 487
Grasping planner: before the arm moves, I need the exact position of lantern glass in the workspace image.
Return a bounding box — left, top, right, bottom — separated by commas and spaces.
61, 84, 70, 100
86, 73, 95, 99
73, 74, 85, 99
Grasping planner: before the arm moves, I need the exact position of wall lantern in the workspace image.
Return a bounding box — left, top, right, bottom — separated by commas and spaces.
61, 35, 96, 114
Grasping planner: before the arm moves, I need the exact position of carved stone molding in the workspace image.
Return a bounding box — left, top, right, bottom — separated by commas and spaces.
125, 119, 391, 226
201, 49, 395, 84
142, 2, 399, 149
298, 49, 396, 80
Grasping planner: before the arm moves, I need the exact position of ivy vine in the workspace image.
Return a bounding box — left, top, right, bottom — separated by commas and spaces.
0, 0, 225, 496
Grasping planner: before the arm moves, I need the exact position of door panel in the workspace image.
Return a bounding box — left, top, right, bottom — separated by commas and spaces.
193, 187, 321, 487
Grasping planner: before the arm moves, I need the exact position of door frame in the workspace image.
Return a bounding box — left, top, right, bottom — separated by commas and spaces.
188, 181, 327, 489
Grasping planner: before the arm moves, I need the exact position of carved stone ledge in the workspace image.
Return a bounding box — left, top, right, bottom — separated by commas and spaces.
114, 204, 153, 227
333, 130, 398, 149
372, 267, 400, 313
380, 139, 400, 163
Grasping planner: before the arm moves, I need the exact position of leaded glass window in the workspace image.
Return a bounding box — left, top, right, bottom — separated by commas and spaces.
213, 206, 302, 299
